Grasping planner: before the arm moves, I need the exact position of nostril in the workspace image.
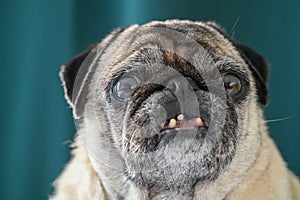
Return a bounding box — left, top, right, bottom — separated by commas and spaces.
166, 79, 179, 93
166, 76, 199, 93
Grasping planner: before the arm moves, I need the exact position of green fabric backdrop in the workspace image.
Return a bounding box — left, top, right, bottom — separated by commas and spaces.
1, 0, 299, 199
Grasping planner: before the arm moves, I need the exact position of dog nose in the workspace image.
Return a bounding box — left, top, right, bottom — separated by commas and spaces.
162, 76, 200, 118
166, 76, 197, 98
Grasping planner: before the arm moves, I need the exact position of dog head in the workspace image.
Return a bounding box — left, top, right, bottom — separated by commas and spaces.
60, 20, 269, 194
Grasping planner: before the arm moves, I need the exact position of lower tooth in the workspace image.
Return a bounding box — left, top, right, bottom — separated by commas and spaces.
177, 114, 184, 121
169, 119, 176, 128
196, 117, 203, 126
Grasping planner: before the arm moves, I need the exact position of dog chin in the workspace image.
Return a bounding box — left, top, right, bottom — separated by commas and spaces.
123, 132, 233, 188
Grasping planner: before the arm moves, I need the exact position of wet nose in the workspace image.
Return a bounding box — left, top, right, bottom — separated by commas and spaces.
166, 76, 197, 98
163, 76, 200, 117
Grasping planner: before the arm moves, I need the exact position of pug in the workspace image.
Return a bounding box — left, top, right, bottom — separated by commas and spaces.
51, 20, 300, 200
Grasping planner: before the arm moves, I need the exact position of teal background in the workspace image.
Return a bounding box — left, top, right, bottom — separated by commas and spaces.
1, 0, 299, 199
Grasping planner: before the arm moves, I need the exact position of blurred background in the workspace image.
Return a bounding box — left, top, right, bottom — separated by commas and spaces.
1, 0, 299, 199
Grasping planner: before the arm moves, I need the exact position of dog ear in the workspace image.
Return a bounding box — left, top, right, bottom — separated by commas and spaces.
59, 28, 125, 118
60, 44, 95, 106
235, 44, 270, 105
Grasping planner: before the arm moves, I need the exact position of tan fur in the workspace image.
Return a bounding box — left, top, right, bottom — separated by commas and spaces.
226, 131, 300, 200
51, 138, 107, 200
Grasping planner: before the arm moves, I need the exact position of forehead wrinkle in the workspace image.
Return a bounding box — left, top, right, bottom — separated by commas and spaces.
135, 31, 244, 74
101, 48, 164, 93
100, 22, 252, 94
101, 59, 134, 92
101, 31, 176, 82
146, 20, 245, 64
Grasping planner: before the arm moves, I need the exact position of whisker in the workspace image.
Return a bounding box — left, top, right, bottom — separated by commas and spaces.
263, 115, 294, 123
62, 140, 72, 146
230, 17, 240, 37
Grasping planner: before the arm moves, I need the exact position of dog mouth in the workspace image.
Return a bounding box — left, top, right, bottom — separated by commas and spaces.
156, 114, 208, 143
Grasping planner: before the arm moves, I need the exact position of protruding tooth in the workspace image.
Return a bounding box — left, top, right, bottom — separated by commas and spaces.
195, 117, 204, 127
177, 114, 184, 121
169, 119, 177, 128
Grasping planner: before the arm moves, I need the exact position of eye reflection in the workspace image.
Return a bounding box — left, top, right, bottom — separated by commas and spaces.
223, 73, 242, 96
112, 75, 140, 101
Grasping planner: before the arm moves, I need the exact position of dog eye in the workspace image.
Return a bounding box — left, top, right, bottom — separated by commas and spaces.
223, 74, 241, 96
112, 75, 140, 101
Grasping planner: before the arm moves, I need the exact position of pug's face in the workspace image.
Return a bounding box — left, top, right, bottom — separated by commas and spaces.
61, 20, 269, 190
